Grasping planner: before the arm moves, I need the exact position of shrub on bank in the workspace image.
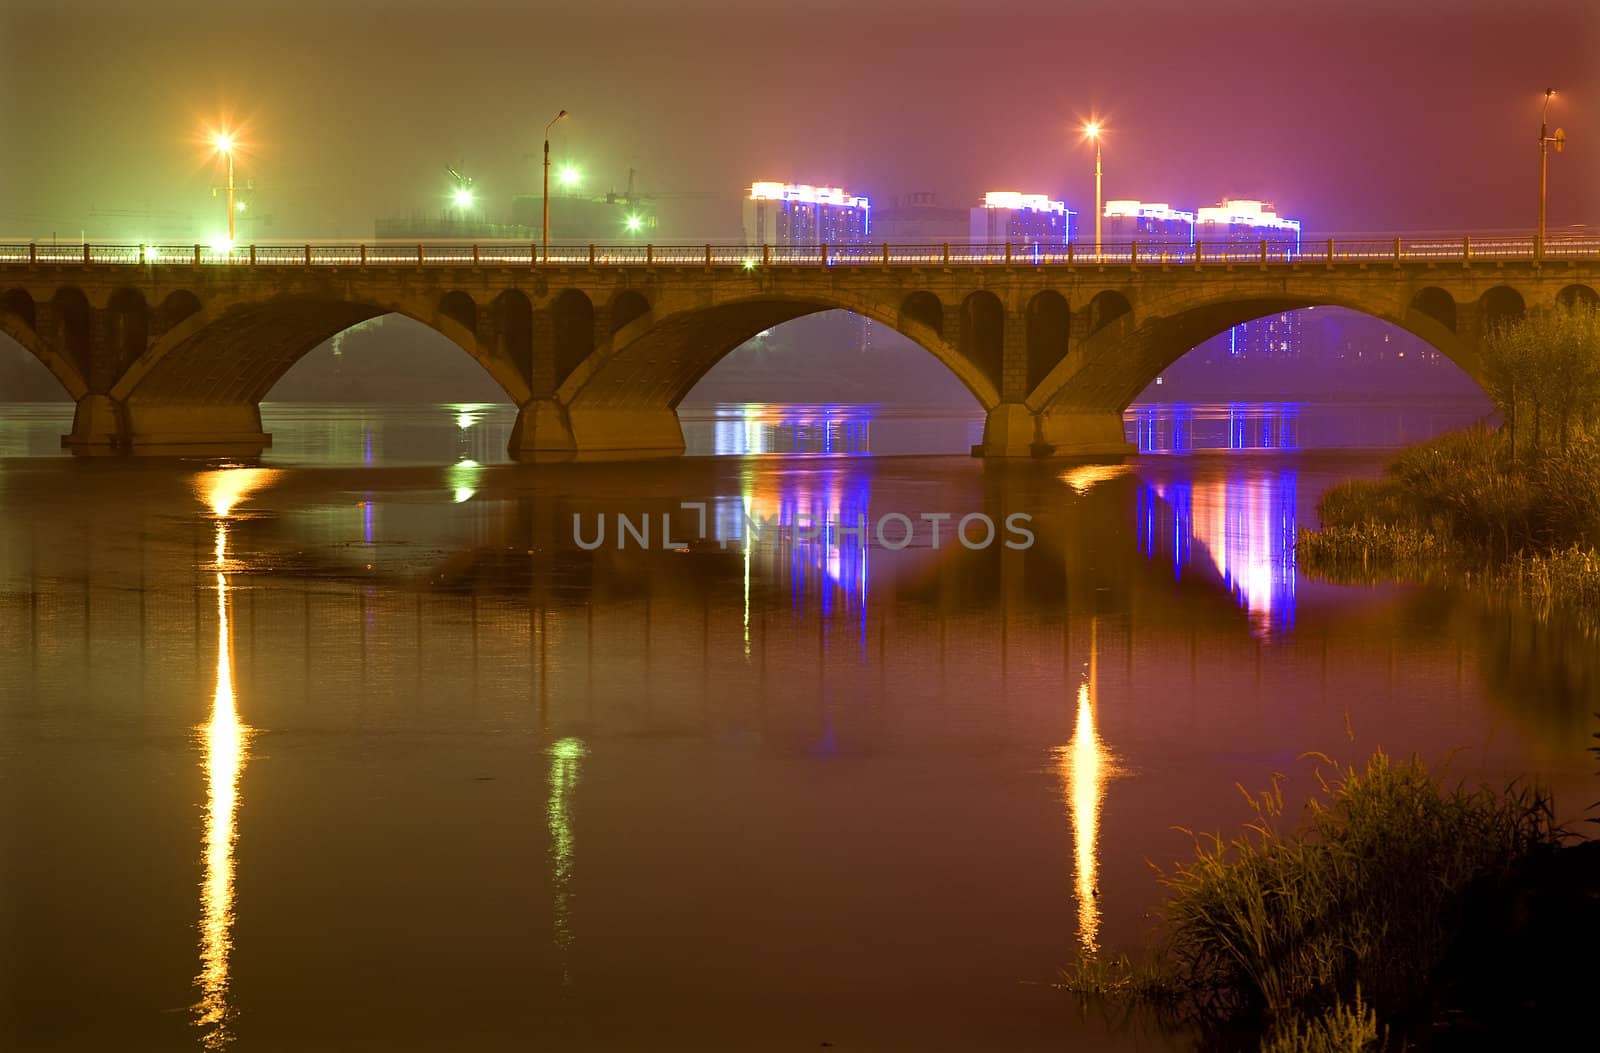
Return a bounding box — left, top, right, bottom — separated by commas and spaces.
1065, 752, 1579, 1049
1300, 417, 1600, 621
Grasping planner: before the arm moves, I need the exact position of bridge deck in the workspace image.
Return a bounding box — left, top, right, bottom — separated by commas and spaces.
2, 236, 1597, 269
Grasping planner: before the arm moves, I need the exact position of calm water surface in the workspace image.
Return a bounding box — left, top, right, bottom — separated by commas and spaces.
1, 399, 1591, 1052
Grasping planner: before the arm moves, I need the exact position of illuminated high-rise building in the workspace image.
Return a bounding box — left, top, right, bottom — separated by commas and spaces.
970, 192, 1075, 248
1194, 199, 1301, 250
1218, 309, 1301, 357
1101, 201, 1194, 246
743, 182, 872, 245
1193, 199, 1304, 356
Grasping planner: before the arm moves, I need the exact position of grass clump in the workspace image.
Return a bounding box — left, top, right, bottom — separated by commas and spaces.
1067, 751, 1575, 1047
1157, 752, 1556, 1026
1258, 992, 1381, 1053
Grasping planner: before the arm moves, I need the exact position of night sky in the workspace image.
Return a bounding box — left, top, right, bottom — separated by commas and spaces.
1, 0, 1595, 240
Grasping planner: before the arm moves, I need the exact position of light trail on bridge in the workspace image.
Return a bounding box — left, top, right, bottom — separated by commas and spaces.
3, 234, 1599, 269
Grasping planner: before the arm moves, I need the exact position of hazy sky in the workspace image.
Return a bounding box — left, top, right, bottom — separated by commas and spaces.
2, 0, 1595, 240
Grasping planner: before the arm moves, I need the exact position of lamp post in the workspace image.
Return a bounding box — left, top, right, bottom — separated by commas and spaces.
542, 110, 568, 260
1537, 89, 1567, 262
1084, 121, 1102, 258
212, 133, 236, 244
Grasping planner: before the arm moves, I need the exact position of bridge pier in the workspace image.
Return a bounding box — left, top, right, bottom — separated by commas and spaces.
1034, 411, 1135, 459
63, 396, 270, 456
973, 403, 1037, 457
508, 399, 576, 457
566, 406, 686, 459
973, 403, 1133, 459
511, 400, 685, 460
62, 394, 128, 453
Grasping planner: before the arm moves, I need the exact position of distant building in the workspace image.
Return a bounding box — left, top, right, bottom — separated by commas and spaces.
509, 194, 659, 244
970, 192, 1075, 248
1102, 201, 1194, 246
1195, 199, 1301, 250
743, 182, 872, 246
872, 192, 970, 245
1216, 310, 1302, 358
374, 213, 532, 241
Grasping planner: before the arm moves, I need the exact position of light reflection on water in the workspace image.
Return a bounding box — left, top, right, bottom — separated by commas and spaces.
1139, 469, 1300, 634
193, 469, 276, 1050
0, 399, 1494, 463
1056, 617, 1121, 958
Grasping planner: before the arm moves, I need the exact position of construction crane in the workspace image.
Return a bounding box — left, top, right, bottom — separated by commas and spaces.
446, 164, 475, 209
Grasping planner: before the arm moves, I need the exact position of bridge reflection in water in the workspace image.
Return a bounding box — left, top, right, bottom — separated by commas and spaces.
1130, 402, 1302, 453
10, 425, 1599, 1048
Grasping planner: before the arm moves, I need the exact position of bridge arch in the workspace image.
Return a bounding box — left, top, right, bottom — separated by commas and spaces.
1087, 290, 1131, 335
609, 290, 650, 334
439, 290, 477, 334
51, 288, 93, 382
110, 292, 532, 409
555, 290, 998, 428
491, 290, 534, 387
960, 290, 1004, 391
1, 288, 85, 400
107, 288, 150, 377
1478, 285, 1525, 336
1558, 283, 1597, 311
1027, 287, 1482, 418
3, 287, 36, 331
1025, 290, 1071, 393
159, 290, 201, 332
1410, 286, 1456, 332
551, 290, 595, 389
899, 291, 944, 337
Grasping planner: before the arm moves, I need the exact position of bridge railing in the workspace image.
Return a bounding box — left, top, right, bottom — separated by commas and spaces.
1, 235, 1597, 268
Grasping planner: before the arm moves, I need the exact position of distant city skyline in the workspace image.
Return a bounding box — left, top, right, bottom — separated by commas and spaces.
2, 1, 1593, 241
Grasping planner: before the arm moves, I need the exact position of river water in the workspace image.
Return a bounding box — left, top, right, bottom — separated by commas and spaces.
1, 398, 1593, 1052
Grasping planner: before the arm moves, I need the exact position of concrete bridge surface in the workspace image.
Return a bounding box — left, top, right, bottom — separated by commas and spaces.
1, 238, 1596, 458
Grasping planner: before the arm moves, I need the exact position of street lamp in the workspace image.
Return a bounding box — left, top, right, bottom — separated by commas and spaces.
212, 132, 237, 244
558, 164, 581, 191
1537, 89, 1567, 261
542, 109, 568, 259
1083, 121, 1103, 259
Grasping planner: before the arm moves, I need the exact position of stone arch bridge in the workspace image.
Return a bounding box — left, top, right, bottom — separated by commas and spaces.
1, 243, 1596, 458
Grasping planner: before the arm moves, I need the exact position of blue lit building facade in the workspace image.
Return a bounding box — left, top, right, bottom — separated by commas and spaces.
743, 182, 872, 245
969, 192, 1075, 248
1101, 201, 1194, 246
1194, 199, 1301, 250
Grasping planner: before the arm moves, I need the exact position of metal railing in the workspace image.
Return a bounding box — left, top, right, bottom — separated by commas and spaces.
1, 235, 1596, 269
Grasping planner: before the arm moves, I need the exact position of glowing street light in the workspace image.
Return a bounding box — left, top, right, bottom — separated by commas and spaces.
1537, 89, 1567, 261
453, 187, 475, 209
542, 109, 568, 259
1083, 120, 1103, 259
624, 213, 643, 234
558, 164, 581, 190
211, 131, 238, 245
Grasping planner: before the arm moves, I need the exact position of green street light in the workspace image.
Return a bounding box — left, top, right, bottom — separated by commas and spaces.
453, 187, 475, 209
558, 164, 581, 190
624, 213, 643, 233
